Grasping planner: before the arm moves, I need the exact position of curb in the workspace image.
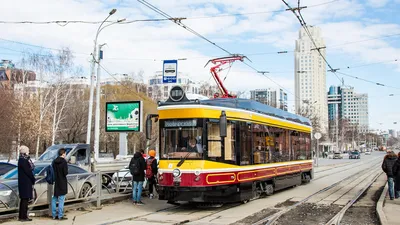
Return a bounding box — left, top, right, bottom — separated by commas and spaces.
376, 182, 388, 225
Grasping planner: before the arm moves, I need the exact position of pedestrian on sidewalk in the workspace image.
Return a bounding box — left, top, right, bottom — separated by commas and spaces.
391, 152, 400, 199
17, 145, 35, 222
382, 150, 397, 200
52, 148, 68, 220
146, 150, 158, 199
129, 151, 146, 205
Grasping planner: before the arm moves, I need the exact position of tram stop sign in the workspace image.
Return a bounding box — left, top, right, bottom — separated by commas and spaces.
314, 132, 322, 140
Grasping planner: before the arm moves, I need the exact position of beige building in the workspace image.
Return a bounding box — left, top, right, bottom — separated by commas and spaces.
294, 26, 328, 134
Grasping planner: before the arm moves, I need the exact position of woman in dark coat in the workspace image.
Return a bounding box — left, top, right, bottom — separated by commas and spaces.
392, 152, 400, 199
17, 145, 35, 221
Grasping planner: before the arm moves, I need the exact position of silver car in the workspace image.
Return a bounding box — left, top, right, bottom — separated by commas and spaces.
0, 163, 95, 210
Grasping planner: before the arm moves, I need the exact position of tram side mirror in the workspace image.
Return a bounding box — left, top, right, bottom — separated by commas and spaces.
146, 115, 152, 140
219, 111, 227, 138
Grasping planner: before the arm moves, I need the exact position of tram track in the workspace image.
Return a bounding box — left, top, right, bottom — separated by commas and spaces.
251, 160, 383, 225
313, 156, 381, 181
325, 170, 383, 225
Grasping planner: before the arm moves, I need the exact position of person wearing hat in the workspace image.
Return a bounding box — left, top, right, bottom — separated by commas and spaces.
17, 145, 35, 222
382, 150, 398, 200
145, 150, 158, 199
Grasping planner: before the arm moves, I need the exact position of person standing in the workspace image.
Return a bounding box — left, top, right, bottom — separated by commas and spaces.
52, 149, 68, 220
129, 151, 146, 205
17, 145, 35, 222
382, 150, 397, 200
146, 150, 158, 199
392, 152, 400, 199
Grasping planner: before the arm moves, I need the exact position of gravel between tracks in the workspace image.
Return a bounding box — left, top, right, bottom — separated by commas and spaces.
275, 203, 341, 225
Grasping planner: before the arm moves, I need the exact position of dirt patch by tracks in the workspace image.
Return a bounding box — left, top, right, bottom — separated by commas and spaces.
275, 203, 341, 225
230, 208, 279, 225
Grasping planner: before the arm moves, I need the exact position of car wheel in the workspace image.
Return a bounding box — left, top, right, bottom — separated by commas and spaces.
79, 183, 93, 199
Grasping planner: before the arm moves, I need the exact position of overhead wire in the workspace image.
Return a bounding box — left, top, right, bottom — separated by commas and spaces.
282, 0, 342, 83
0, 0, 340, 25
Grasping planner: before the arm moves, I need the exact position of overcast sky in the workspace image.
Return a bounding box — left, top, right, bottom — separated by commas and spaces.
1, 0, 400, 131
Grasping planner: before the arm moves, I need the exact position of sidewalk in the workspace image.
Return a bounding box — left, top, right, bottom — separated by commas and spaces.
1, 199, 171, 225
382, 189, 400, 225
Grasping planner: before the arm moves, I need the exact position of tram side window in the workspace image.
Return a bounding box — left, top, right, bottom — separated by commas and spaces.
265, 125, 274, 163
291, 131, 300, 161
252, 124, 266, 164
207, 122, 222, 159
299, 132, 307, 160
240, 122, 252, 165
269, 127, 287, 162
224, 122, 236, 163
305, 134, 311, 159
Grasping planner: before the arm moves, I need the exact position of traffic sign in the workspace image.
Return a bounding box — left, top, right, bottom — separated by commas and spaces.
163, 60, 178, 83
314, 132, 322, 140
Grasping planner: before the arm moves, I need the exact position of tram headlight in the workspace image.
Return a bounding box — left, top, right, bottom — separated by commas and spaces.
173, 168, 181, 178
194, 170, 201, 176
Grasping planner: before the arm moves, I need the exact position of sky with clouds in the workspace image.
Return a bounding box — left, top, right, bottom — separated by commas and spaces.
1, 0, 399, 131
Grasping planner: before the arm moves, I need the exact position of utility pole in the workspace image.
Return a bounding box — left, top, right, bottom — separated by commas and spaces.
93, 44, 106, 161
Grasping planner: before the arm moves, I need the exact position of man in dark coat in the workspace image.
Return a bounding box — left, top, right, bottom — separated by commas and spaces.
146, 150, 158, 199
17, 145, 35, 222
392, 152, 400, 199
129, 151, 146, 205
51, 148, 68, 220
382, 150, 397, 200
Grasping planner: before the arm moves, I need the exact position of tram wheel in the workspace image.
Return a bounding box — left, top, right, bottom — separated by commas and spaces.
242, 199, 250, 204
265, 184, 274, 196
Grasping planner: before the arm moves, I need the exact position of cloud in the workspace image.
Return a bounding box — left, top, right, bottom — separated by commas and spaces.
366, 0, 391, 8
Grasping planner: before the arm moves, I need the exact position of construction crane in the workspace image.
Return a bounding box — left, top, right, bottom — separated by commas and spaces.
205, 55, 248, 98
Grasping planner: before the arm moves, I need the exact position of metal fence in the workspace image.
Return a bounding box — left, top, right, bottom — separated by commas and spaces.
0, 169, 137, 216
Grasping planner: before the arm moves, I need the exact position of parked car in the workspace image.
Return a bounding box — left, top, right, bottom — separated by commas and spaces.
0, 163, 95, 210
349, 151, 361, 159
333, 152, 343, 159
0, 162, 16, 176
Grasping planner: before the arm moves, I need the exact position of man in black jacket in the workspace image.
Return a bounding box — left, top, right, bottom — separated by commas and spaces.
382, 150, 397, 200
51, 148, 68, 220
17, 145, 35, 222
129, 151, 146, 205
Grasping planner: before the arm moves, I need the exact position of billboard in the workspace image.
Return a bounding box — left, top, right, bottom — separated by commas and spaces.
162, 60, 177, 83
105, 101, 143, 132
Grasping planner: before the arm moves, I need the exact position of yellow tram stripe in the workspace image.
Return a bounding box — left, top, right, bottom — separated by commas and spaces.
158, 107, 311, 133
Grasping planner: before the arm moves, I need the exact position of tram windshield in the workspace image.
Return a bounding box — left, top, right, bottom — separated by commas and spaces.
161, 119, 203, 159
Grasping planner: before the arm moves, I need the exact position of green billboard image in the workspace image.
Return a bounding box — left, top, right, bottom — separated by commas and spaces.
105, 101, 143, 132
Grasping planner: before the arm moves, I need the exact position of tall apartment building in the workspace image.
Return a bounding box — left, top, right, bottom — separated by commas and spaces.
294, 26, 328, 134
327, 85, 369, 133
250, 88, 288, 111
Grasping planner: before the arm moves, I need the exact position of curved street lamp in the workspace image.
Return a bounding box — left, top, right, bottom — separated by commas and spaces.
86, 9, 122, 152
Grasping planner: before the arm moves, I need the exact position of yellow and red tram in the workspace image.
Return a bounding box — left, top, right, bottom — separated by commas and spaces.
146, 86, 313, 204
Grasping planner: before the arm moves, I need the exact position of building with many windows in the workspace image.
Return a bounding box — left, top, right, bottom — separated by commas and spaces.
294, 26, 328, 134
327, 85, 369, 133
147, 71, 200, 101
250, 88, 288, 111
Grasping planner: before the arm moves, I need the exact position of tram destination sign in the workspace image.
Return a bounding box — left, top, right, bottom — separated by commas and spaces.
105, 101, 143, 132
164, 119, 197, 128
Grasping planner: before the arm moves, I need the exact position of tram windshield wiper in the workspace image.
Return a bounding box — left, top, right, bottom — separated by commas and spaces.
177, 152, 193, 167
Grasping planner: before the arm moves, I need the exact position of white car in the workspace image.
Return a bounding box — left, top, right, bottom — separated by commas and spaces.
111, 157, 159, 191
365, 151, 371, 155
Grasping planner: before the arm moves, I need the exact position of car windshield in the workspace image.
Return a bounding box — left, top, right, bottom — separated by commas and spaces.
351, 151, 359, 155
1, 166, 47, 180
38, 146, 73, 161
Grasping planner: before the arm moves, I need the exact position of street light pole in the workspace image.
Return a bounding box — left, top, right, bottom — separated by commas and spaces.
93, 44, 106, 161
86, 9, 117, 145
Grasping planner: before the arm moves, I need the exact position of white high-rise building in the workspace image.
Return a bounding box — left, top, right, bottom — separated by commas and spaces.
294, 26, 328, 134
341, 86, 369, 133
